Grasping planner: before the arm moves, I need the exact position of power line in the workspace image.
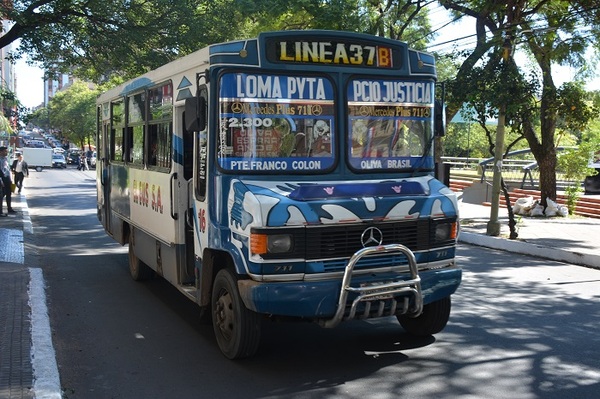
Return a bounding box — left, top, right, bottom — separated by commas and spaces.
421, 1, 600, 54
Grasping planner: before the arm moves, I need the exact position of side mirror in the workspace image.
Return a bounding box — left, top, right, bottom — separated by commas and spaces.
185, 97, 200, 132
197, 96, 206, 131
184, 94, 207, 133
434, 99, 446, 137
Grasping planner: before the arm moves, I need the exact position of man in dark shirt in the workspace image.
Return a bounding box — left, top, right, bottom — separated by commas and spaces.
11, 153, 29, 194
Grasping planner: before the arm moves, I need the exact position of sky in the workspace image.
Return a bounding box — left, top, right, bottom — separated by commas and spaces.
426, 5, 600, 91
15, 57, 44, 108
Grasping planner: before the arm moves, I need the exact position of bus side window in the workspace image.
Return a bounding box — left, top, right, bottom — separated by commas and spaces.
148, 123, 172, 170
131, 125, 144, 164
111, 99, 125, 161
148, 125, 158, 166
126, 126, 134, 163
127, 92, 146, 165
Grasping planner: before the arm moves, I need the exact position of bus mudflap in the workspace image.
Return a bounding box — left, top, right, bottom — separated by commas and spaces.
319, 244, 423, 328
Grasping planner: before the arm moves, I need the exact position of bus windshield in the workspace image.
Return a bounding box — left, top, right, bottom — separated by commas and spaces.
347, 78, 435, 172
218, 72, 335, 173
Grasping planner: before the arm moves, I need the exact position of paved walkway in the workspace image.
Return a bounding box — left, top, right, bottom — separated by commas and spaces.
0, 194, 34, 399
459, 199, 600, 269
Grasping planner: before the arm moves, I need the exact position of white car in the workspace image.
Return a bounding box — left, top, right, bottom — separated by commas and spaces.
52, 154, 67, 168
89, 152, 97, 168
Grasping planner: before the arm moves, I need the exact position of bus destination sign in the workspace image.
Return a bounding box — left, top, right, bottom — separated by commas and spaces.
266, 38, 398, 68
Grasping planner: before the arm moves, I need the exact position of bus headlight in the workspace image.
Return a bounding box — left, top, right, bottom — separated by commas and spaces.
435, 221, 458, 241
251, 233, 293, 255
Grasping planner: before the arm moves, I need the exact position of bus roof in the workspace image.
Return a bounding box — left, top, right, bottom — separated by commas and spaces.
97, 30, 437, 104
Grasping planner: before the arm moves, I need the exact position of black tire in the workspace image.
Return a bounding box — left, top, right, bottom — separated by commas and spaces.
397, 296, 451, 336
212, 269, 261, 359
128, 233, 154, 281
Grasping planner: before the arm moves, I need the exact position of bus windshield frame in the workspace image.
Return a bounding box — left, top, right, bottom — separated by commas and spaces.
347, 77, 435, 173
217, 71, 337, 174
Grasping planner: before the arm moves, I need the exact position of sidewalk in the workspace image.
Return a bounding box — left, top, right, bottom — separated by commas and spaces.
458, 199, 600, 269
0, 194, 34, 399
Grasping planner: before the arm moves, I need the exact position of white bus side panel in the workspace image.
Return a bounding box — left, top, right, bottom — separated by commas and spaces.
128, 168, 180, 244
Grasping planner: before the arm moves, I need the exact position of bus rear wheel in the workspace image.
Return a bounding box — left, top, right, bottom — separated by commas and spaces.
397, 296, 451, 336
128, 234, 154, 281
211, 269, 261, 359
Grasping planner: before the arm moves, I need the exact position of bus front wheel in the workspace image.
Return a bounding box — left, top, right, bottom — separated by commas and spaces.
211, 269, 261, 359
397, 296, 451, 336
128, 234, 154, 281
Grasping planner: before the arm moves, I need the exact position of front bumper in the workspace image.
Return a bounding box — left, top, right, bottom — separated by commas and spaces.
238, 260, 461, 323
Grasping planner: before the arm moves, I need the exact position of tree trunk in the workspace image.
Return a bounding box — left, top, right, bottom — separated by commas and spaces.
537, 74, 559, 207
537, 148, 557, 207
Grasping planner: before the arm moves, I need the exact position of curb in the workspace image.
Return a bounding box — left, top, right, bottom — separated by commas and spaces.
459, 231, 600, 270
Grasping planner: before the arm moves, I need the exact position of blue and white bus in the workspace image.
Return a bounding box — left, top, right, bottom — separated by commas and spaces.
97, 30, 461, 359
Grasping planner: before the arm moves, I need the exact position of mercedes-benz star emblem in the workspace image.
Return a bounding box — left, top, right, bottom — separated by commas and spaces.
230, 102, 244, 113
361, 227, 383, 248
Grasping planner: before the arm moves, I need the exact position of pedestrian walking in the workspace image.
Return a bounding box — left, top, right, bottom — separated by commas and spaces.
11, 153, 29, 194
78, 154, 89, 171
0, 146, 15, 216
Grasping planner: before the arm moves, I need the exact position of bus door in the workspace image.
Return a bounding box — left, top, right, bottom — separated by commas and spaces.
183, 84, 209, 295
179, 105, 196, 284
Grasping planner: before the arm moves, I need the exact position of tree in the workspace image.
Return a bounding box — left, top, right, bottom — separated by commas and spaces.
230, 0, 434, 49
439, 0, 600, 207
47, 81, 98, 150
2, 1, 440, 85
23, 107, 51, 132
1, 1, 248, 83
0, 114, 13, 135
557, 142, 598, 214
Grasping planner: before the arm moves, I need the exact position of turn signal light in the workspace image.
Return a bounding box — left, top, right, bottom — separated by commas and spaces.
250, 233, 293, 256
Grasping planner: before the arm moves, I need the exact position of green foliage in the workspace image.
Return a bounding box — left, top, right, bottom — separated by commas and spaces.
563, 185, 582, 215
3, 0, 252, 83
440, 0, 600, 205
444, 121, 529, 159
558, 142, 599, 182
0, 114, 14, 134
48, 82, 99, 149
231, 0, 433, 47
25, 108, 51, 131
556, 82, 600, 140
3, 1, 439, 83
557, 142, 599, 214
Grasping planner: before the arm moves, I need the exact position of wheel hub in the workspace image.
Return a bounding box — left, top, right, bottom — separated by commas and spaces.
214, 290, 234, 339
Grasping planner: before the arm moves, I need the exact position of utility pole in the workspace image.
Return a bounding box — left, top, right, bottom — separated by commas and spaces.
486, 108, 506, 236
486, 39, 512, 236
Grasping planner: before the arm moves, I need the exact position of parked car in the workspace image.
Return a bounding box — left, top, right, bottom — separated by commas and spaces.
86, 151, 97, 168
52, 154, 67, 168
67, 150, 81, 164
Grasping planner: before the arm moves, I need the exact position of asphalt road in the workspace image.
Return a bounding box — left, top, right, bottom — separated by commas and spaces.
23, 167, 600, 399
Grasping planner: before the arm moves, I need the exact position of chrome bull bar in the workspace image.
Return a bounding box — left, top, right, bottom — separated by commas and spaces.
320, 244, 423, 328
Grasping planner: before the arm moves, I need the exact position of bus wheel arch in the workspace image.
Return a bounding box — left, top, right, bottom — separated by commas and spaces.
211, 267, 261, 359
128, 228, 155, 281
198, 249, 231, 307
